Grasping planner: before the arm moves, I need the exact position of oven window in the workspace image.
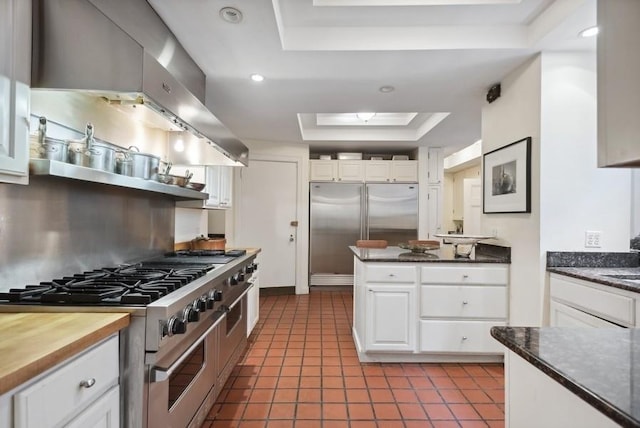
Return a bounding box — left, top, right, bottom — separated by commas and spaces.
167, 341, 205, 409
226, 302, 243, 334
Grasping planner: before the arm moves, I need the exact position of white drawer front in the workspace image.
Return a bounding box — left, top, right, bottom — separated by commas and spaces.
366, 264, 417, 283
550, 275, 635, 327
420, 285, 506, 319
419, 320, 505, 354
421, 265, 508, 285
14, 335, 119, 428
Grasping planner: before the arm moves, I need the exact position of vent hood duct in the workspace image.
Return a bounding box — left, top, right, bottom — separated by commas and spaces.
31, 0, 249, 166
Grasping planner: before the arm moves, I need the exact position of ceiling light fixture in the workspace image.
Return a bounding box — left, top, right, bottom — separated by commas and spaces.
379, 85, 395, 93
219, 7, 243, 24
356, 112, 376, 122
250, 73, 265, 82
578, 26, 599, 38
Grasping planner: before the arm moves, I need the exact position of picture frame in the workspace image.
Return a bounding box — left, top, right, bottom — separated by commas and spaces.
483, 136, 531, 214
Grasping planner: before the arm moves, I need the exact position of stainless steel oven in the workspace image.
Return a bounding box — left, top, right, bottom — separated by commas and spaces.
148, 314, 222, 428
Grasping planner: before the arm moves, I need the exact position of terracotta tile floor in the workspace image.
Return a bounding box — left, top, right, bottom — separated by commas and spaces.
201, 290, 505, 428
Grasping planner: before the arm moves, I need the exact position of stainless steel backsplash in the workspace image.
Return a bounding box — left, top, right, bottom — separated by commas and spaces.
0, 177, 174, 288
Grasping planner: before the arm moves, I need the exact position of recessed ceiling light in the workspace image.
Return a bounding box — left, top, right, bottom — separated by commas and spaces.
220, 7, 243, 24
356, 112, 376, 122
578, 26, 599, 38
250, 73, 265, 82
379, 85, 395, 93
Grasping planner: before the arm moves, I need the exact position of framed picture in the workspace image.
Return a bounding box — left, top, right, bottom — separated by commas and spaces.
483, 136, 531, 214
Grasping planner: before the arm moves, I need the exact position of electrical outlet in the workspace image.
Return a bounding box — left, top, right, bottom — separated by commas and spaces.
585, 231, 602, 248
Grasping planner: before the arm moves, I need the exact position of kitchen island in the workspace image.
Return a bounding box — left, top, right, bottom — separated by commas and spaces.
351, 243, 510, 363
491, 326, 639, 428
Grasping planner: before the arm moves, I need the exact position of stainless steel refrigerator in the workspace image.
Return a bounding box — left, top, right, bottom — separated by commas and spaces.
309, 182, 418, 286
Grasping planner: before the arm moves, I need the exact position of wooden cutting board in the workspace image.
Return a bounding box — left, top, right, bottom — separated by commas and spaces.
0, 312, 129, 395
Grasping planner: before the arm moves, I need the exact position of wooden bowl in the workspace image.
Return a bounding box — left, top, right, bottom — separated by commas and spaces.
190, 236, 226, 250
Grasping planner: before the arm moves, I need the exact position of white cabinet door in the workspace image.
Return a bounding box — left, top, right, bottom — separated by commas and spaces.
427, 148, 443, 184
427, 185, 442, 238
597, 0, 640, 167
309, 160, 337, 181
0, 0, 30, 185
549, 300, 623, 328
337, 160, 363, 182
365, 284, 416, 352
218, 166, 233, 208
246, 278, 260, 337
364, 161, 391, 182
205, 166, 222, 207
390, 161, 418, 182
65, 386, 120, 428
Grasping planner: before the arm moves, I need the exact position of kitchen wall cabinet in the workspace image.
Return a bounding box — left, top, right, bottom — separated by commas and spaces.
597, 0, 640, 167
1, 335, 120, 428
549, 273, 637, 327
353, 258, 508, 362
427, 148, 443, 184
0, 0, 30, 185
175, 165, 233, 209
310, 159, 417, 182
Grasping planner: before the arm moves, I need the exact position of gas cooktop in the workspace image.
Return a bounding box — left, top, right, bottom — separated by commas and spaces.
0, 263, 216, 306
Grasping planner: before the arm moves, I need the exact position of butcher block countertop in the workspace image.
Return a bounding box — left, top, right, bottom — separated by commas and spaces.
0, 312, 129, 395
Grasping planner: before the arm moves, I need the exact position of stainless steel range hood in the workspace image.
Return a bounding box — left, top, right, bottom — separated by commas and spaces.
31, 0, 248, 166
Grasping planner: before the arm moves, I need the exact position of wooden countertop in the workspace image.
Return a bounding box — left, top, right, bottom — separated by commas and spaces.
0, 312, 130, 395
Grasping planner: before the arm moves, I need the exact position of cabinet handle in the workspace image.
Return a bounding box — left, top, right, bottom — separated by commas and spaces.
80, 378, 96, 388
388, 273, 395, 277
462, 274, 469, 279
462, 300, 468, 305
461, 336, 468, 341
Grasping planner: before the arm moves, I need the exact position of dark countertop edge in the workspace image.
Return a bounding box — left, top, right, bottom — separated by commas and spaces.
547, 251, 639, 268
547, 267, 640, 294
490, 326, 639, 428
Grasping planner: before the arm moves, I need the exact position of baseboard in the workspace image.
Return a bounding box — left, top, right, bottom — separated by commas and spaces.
260, 286, 296, 296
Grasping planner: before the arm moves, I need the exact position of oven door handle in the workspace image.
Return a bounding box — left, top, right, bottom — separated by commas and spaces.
227, 287, 251, 311
151, 314, 224, 383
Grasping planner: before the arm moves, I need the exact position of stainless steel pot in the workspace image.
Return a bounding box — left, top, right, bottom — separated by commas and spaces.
88, 141, 117, 173
126, 146, 161, 180
36, 116, 69, 162
115, 150, 133, 176
67, 123, 94, 167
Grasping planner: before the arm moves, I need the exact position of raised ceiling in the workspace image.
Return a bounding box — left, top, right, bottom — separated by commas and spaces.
148, 0, 596, 154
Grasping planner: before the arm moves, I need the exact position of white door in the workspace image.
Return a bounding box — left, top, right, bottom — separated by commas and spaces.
235, 159, 298, 288
463, 178, 482, 235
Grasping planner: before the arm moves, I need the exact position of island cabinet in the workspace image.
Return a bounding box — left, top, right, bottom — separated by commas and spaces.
353, 258, 509, 362
419, 265, 508, 356
0, 334, 120, 428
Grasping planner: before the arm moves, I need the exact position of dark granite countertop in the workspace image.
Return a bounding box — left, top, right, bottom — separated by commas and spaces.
350, 243, 510, 264
546, 251, 640, 293
491, 326, 640, 428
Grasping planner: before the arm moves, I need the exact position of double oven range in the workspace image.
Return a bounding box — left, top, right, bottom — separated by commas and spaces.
0, 249, 258, 428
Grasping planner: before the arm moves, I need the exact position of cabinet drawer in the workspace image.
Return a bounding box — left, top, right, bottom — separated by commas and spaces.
550, 275, 635, 327
366, 264, 417, 283
419, 320, 505, 354
421, 265, 508, 285
14, 335, 119, 428
420, 285, 506, 318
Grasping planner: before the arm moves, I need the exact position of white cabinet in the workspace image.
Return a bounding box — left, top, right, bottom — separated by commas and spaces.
3, 335, 120, 428
0, 0, 30, 185
549, 273, 637, 327
174, 165, 233, 209
597, 0, 640, 167
365, 284, 416, 352
419, 264, 508, 356
505, 350, 619, 428
426, 185, 442, 238
427, 148, 443, 184
247, 274, 260, 337
311, 160, 417, 182
309, 160, 363, 182
352, 260, 418, 355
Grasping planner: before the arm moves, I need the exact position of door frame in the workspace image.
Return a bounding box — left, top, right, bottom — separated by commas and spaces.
229, 149, 310, 295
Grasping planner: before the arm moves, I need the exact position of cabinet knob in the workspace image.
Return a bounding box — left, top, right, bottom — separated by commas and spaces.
461, 336, 468, 341
462, 274, 469, 279
389, 273, 395, 277
462, 300, 468, 305
80, 378, 96, 388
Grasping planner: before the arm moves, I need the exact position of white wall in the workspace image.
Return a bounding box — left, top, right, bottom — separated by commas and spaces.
174, 208, 208, 243
482, 52, 631, 326
482, 55, 543, 326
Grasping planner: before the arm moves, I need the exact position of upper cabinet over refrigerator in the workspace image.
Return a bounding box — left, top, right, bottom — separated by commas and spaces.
597, 0, 640, 167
